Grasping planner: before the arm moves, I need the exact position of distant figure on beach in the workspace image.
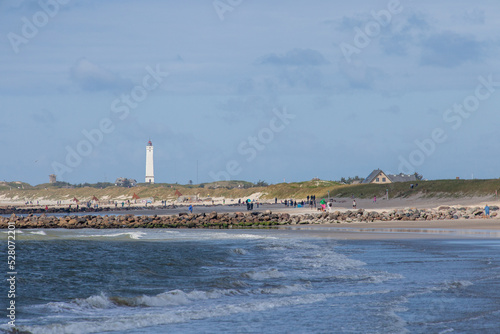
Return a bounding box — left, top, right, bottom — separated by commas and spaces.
484, 205, 490, 218
188, 205, 193, 214
373, 196, 376, 203
353, 200, 356, 209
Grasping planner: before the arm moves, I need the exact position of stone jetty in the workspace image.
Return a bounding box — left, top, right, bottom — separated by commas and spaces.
0, 206, 498, 229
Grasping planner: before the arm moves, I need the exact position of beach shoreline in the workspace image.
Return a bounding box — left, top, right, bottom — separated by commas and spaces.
2, 195, 499, 238
289, 218, 500, 240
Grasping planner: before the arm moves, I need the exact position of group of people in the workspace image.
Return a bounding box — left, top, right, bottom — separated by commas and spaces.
283, 199, 299, 207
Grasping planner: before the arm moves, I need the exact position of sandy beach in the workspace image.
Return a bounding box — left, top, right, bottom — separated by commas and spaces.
287, 218, 500, 240
271, 195, 499, 214
2, 195, 499, 238
2, 194, 498, 211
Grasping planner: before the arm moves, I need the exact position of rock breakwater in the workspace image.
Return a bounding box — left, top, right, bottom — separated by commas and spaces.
1, 206, 498, 229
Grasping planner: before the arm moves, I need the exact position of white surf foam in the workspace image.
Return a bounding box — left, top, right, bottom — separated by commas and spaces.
74, 231, 146, 240
244, 268, 285, 280
20, 289, 393, 334
30, 230, 47, 235
19, 293, 328, 334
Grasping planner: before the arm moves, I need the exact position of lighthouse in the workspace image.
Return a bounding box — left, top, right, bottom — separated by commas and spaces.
145, 140, 154, 184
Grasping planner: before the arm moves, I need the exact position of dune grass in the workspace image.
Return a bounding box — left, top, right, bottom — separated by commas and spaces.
1, 179, 499, 202
325, 179, 500, 199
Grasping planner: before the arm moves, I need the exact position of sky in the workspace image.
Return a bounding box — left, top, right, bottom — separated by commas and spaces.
1, 0, 499, 186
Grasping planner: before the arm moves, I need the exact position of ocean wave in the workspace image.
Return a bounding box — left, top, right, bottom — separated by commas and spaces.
231, 248, 248, 255
30, 230, 47, 235
37, 279, 313, 317
243, 268, 285, 280
74, 231, 146, 240
332, 272, 404, 284
435, 280, 473, 291
18, 287, 393, 334
283, 250, 365, 272
193, 232, 276, 240
329, 289, 391, 298
19, 293, 330, 334
405, 280, 474, 299
41, 288, 242, 313
253, 283, 309, 295
42, 293, 116, 314
132, 289, 242, 307
75, 293, 115, 309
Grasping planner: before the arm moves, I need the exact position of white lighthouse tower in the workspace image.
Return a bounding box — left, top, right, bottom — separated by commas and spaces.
145, 140, 154, 184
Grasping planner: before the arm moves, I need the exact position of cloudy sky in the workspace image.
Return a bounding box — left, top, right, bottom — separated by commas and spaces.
1, 0, 499, 185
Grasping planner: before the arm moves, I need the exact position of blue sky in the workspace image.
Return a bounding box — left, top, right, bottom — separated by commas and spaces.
1, 0, 499, 185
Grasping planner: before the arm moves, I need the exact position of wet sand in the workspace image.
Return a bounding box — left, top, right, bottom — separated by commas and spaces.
289, 218, 500, 240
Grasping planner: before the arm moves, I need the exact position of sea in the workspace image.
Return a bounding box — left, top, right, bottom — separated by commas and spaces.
1, 227, 500, 334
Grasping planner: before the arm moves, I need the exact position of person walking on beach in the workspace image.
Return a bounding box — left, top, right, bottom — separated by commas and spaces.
484, 205, 490, 218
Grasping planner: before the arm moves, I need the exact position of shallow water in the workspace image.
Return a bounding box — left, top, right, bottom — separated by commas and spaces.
1, 229, 500, 333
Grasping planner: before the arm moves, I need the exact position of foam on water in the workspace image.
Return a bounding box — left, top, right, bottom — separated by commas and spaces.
36, 281, 315, 315
18, 289, 395, 334
16, 294, 327, 334
74, 231, 147, 240
243, 268, 285, 280
29, 230, 47, 235
432, 280, 473, 292
13, 229, 280, 242
331, 271, 404, 284
76, 293, 115, 309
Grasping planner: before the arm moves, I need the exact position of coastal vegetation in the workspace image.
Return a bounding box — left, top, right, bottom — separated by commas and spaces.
0, 179, 499, 203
